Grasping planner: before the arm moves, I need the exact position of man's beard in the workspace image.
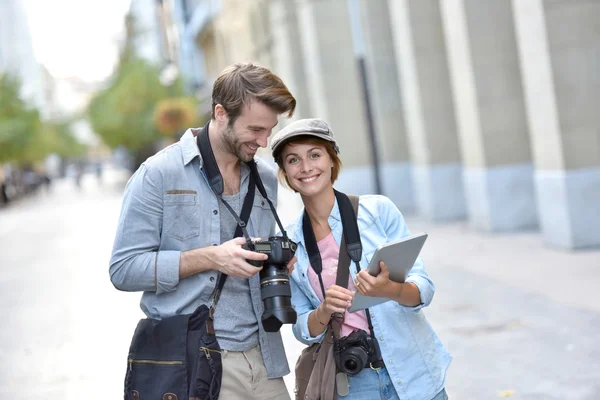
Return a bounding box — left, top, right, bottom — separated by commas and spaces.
223, 124, 254, 162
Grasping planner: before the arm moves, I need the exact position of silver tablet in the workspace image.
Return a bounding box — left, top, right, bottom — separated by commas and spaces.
348, 232, 428, 313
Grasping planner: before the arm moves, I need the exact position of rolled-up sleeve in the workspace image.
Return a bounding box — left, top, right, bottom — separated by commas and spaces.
109, 164, 180, 294
290, 272, 326, 345
380, 197, 435, 311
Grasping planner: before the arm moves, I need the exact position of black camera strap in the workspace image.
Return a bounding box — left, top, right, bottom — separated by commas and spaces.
303, 190, 376, 339
196, 122, 289, 317
196, 123, 255, 316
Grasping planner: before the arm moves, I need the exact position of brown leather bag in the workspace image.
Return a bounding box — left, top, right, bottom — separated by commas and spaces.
294, 195, 359, 400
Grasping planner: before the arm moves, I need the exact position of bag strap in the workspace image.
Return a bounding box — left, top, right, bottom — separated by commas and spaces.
335, 194, 359, 288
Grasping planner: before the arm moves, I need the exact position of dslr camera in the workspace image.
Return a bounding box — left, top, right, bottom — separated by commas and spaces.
333, 329, 382, 376
243, 236, 298, 332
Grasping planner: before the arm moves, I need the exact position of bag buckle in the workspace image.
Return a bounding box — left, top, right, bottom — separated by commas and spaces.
370, 362, 383, 371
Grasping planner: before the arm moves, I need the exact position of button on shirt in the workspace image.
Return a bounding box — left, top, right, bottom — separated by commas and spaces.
286, 195, 452, 400
109, 128, 289, 379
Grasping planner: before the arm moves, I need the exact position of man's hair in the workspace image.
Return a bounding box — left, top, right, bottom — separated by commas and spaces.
275, 136, 342, 193
211, 62, 296, 124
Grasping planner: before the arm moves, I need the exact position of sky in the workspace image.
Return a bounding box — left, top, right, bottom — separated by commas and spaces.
23, 0, 132, 82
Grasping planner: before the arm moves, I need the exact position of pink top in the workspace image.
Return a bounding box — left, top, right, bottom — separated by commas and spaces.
307, 231, 369, 337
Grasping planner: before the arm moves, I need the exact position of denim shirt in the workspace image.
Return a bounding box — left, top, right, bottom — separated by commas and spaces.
286, 195, 452, 400
109, 128, 290, 379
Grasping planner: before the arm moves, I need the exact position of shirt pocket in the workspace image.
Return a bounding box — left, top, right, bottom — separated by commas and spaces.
163, 193, 201, 241
249, 194, 273, 238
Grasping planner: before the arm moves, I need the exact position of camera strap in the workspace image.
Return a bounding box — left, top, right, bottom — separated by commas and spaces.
196, 123, 255, 317
196, 122, 289, 317
303, 190, 376, 338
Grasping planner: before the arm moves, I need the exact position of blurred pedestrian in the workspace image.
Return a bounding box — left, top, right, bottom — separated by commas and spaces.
95, 162, 103, 184
271, 118, 452, 400
110, 62, 296, 399
74, 163, 84, 189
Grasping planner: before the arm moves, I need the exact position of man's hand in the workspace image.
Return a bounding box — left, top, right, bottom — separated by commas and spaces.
212, 237, 268, 278
354, 261, 398, 298
180, 237, 268, 279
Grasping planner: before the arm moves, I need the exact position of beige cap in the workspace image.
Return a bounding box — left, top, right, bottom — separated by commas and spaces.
270, 118, 339, 162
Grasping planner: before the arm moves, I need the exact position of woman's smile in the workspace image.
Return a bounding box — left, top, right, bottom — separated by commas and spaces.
298, 174, 320, 184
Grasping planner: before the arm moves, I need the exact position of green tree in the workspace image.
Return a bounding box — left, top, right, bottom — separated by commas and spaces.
0, 74, 85, 166
0, 74, 42, 164
87, 14, 197, 170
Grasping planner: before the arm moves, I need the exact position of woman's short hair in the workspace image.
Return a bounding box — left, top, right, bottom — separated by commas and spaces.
211, 62, 296, 125
275, 136, 343, 192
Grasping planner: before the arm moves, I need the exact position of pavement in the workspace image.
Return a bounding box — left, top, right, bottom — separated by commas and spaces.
0, 165, 598, 399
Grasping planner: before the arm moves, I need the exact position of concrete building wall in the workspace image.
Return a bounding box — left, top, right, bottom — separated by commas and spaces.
296, 0, 375, 195
441, 0, 537, 232
388, 0, 466, 221
177, 0, 600, 249
358, 0, 414, 211
513, 0, 600, 249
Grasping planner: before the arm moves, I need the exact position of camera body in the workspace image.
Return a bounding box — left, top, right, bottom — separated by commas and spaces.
244, 236, 297, 267
243, 236, 298, 332
333, 329, 382, 376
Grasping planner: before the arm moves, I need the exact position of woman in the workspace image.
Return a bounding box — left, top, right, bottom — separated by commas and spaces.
271, 118, 451, 400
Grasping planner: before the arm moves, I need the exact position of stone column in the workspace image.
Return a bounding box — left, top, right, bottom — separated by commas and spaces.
440, 0, 537, 231
388, 0, 466, 221
513, 0, 600, 248
269, 0, 311, 121
357, 0, 414, 212
295, 0, 375, 195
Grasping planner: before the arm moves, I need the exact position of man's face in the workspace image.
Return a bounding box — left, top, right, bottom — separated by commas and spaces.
222, 102, 279, 162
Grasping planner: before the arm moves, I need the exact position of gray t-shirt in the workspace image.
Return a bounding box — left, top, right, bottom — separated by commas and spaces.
212, 192, 260, 350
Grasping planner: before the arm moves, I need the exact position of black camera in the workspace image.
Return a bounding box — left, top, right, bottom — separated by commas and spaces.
333, 329, 382, 376
243, 236, 298, 332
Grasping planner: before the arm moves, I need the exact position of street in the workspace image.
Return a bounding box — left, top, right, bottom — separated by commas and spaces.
0, 166, 599, 399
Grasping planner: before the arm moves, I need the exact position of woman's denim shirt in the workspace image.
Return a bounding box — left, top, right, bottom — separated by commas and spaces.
286, 195, 452, 400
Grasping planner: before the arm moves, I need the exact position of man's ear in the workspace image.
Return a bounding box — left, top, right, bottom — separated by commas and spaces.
214, 104, 228, 124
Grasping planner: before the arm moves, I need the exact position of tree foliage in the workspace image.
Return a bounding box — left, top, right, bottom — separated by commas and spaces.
0, 74, 85, 166
0, 73, 86, 166
87, 14, 199, 155
0, 74, 41, 164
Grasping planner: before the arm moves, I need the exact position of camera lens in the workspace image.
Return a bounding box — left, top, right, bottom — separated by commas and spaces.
345, 359, 357, 371
341, 347, 369, 376
259, 263, 297, 332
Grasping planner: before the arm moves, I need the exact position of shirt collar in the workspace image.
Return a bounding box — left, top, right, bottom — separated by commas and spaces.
180, 128, 202, 166
180, 127, 250, 181
293, 195, 341, 244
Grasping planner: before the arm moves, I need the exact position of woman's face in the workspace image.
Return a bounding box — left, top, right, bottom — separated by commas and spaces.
280, 141, 334, 197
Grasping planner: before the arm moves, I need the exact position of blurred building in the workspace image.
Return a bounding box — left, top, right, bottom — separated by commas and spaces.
128, 0, 168, 66
0, 0, 46, 114
165, 0, 599, 250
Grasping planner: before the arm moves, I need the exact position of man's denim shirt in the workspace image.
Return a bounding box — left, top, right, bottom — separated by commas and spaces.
286, 195, 452, 400
109, 128, 289, 379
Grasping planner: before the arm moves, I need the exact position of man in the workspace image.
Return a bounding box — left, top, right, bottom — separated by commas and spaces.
110, 62, 296, 399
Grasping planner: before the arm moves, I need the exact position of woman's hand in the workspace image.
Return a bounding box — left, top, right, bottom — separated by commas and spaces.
286, 255, 297, 274
354, 261, 400, 299
317, 284, 354, 320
